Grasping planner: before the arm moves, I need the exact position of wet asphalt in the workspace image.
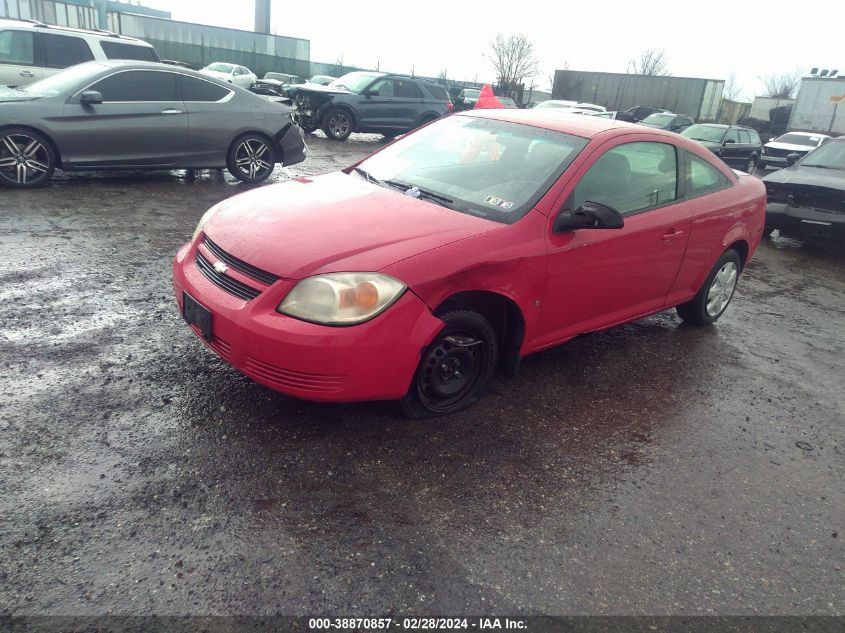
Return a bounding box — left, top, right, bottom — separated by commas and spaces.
1, 132, 843, 617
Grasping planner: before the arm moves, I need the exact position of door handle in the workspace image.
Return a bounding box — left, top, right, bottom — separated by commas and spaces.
161, 109, 184, 114
19, 70, 34, 77
662, 229, 685, 242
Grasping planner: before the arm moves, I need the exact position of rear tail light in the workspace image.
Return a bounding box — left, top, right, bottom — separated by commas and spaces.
447, 101, 454, 112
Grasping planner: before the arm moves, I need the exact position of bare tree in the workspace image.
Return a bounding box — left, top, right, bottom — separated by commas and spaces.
722, 72, 743, 102
489, 33, 540, 96
438, 68, 448, 82
760, 70, 802, 99
627, 49, 670, 76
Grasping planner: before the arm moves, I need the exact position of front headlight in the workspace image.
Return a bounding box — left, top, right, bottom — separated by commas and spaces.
278, 273, 406, 325
192, 207, 217, 241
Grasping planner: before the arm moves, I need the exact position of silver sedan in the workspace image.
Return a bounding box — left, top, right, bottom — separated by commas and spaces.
0, 60, 305, 188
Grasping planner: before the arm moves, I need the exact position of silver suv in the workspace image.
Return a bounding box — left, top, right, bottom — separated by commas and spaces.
0, 18, 158, 87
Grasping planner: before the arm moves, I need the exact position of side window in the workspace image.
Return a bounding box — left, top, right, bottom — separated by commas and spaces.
395, 80, 423, 99
686, 153, 731, 198
425, 84, 449, 101
725, 129, 740, 143
38, 34, 94, 68
0, 30, 34, 65
573, 142, 678, 215
234, 67, 248, 76
181, 75, 231, 102
91, 70, 178, 102
100, 41, 158, 62
739, 130, 751, 144
749, 130, 761, 145
368, 79, 394, 97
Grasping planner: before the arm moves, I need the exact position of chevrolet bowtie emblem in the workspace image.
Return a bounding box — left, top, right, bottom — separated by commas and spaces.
213, 260, 228, 274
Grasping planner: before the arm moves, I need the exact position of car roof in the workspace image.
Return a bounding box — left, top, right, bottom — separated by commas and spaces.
0, 17, 149, 44
777, 131, 830, 138
458, 108, 656, 138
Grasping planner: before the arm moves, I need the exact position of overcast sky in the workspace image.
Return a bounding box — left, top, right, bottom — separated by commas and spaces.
143, 0, 839, 98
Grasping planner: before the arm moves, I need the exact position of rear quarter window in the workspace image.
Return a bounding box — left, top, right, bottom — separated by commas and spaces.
100, 40, 159, 62
181, 75, 231, 102
424, 84, 449, 101
38, 33, 94, 68
686, 153, 731, 199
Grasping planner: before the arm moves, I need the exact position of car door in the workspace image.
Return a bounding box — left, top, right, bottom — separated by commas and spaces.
56, 69, 188, 167
392, 78, 426, 128
720, 127, 743, 167
0, 29, 42, 86
356, 77, 399, 128
233, 66, 252, 88
540, 138, 692, 342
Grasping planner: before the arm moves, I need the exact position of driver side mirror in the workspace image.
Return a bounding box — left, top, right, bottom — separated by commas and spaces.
786, 152, 800, 166
553, 201, 624, 233
723, 138, 736, 145
80, 90, 103, 105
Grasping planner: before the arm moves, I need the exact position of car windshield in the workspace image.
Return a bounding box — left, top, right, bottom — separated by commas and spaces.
355, 115, 588, 224
682, 125, 726, 143
264, 73, 287, 81
207, 63, 233, 73
463, 89, 480, 98
799, 140, 845, 170
499, 97, 516, 106
310, 75, 333, 84
329, 72, 382, 93
774, 133, 823, 147
10, 62, 107, 97
642, 114, 674, 126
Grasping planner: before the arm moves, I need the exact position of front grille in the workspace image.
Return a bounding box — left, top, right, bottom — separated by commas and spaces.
788, 186, 845, 214
244, 357, 345, 393
203, 236, 280, 286
765, 146, 805, 158
195, 251, 261, 301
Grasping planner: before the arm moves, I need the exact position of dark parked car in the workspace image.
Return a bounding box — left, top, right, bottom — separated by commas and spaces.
454, 87, 480, 111
638, 112, 694, 133
294, 71, 452, 140
0, 60, 305, 188
616, 105, 669, 123
681, 124, 762, 173
762, 136, 845, 240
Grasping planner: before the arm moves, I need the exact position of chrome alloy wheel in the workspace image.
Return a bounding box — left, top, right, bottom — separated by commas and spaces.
706, 261, 738, 317
234, 139, 273, 180
327, 112, 351, 138
0, 134, 50, 185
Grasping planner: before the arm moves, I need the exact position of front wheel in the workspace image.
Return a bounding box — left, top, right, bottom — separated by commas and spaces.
226, 134, 276, 183
399, 310, 498, 418
745, 157, 756, 174
0, 128, 56, 188
322, 108, 354, 141
677, 249, 741, 326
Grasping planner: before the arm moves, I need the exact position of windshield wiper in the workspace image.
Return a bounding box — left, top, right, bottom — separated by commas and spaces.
352, 167, 381, 184
383, 180, 454, 208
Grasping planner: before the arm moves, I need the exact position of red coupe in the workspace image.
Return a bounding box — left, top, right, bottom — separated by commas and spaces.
173, 110, 766, 417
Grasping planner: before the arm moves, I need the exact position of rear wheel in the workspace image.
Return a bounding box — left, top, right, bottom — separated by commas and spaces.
322, 108, 354, 141
399, 310, 498, 418
226, 134, 276, 183
745, 156, 756, 174
0, 128, 55, 188
677, 249, 741, 325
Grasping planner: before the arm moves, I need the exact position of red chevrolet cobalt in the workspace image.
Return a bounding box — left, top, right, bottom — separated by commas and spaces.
173, 110, 766, 417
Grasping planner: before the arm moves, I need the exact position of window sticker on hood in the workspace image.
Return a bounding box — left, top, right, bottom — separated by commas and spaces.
483, 195, 515, 210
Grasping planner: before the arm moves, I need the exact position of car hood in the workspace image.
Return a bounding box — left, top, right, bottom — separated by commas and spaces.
202, 171, 501, 280
257, 78, 283, 85
639, 122, 668, 129
761, 164, 845, 189
765, 141, 815, 152
296, 84, 352, 96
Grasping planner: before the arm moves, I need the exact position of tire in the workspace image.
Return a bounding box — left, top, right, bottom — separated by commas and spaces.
399, 310, 498, 418
322, 107, 354, 141
745, 157, 756, 174
676, 249, 741, 326
757, 159, 767, 170
0, 127, 56, 188
226, 133, 276, 183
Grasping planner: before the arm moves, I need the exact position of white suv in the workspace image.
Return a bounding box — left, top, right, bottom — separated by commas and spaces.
0, 18, 159, 87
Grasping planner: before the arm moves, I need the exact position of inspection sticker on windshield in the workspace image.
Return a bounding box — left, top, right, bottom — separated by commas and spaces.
484, 195, 514, 210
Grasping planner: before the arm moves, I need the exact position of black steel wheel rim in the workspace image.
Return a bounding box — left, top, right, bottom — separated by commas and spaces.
234, 138, 272, 180
417, 330, 487, 412
0, 133, 50, 185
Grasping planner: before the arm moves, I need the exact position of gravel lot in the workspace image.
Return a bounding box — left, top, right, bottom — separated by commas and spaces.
1, 132, 843, 616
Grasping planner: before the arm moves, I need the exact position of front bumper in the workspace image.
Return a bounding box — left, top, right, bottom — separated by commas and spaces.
172, 241, 444, 402
766, 202, 845, 240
